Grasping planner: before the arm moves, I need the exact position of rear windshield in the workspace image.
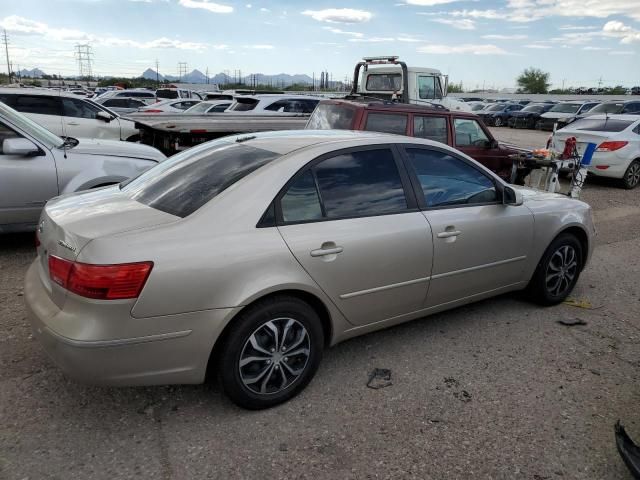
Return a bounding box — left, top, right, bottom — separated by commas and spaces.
588, 103, 624, 114
549, 103, 580, 114
365, 74, 402, 91
567, 118, 633, 132
123, 140, 280, 217
306, 103, 356, 130
156, 89, 179, 99
228, 98, 259, 112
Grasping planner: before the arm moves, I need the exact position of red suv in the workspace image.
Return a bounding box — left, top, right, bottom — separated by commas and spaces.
307, 100, 527, 182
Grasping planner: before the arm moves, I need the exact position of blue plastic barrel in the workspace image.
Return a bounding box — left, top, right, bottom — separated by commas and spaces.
581, 143, 597, 166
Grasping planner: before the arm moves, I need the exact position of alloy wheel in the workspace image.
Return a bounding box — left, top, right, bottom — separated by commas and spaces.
625, 162, 640, 188
545, 245, 578, 297
238, 318, 310, 395
495, 117, 503, 127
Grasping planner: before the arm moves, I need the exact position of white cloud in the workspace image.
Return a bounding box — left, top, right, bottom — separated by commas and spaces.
482, 34, 528, 39
244, 44, 274, 49
0, 15, 209, 50
301, 8, 372, 24
323, 26, 364, 38
396, 35, 423, 42
523, 44, 552, 48
582, 46, 610, 50
260, 7, 270, 12
177, 0, 233, 14
559, 24, 598, 30
349, 37, 395, 42
405, 0, 462, 5
432, 18, 475, 29
603, 20, 640, 43
417, 43, 509, 54
610, 50, 635, 54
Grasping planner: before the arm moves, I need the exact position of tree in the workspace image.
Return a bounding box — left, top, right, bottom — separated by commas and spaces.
447, 81, 464, 93
516, 68, 551, 94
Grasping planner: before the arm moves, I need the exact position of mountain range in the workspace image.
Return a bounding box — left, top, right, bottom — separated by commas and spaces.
141, 68, 315, 86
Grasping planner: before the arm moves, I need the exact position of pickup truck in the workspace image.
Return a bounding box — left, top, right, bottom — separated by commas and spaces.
306, 99, 529, 183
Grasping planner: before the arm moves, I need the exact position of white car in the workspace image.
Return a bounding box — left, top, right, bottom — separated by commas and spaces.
95, 89, 157, 105
553, 114, 640, 189
138, 99, 202, 114
0, 101, 165, 233
226, 94, 321, 114
183, 100, 232, 114
538, 101, 600, 130
0, 88, 140, 142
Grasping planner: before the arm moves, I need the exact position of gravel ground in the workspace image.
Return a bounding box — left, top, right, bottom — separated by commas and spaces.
1, 130, 639, 480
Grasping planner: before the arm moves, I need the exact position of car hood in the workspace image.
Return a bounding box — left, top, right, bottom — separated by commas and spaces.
67, 138, 166, 162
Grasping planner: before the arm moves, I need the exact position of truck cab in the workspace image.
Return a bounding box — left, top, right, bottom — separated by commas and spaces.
351, 56, 471, 112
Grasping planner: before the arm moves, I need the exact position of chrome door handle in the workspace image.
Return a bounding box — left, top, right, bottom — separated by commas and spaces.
67, 122, 79, 126
437, 230, 461, 238
310, 246, 343, 257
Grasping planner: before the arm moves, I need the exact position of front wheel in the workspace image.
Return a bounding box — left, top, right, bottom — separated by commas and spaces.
622, 160, 640, 189
494, 117, 503, 127
218, 296, 324, 409
527, 233, 583, 306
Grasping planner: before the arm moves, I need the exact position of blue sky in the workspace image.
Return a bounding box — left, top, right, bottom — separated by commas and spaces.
1, 0, 639, 89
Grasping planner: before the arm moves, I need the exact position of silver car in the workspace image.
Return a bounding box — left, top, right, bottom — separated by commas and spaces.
25, 131, 595, 409
0, 101, 166, 233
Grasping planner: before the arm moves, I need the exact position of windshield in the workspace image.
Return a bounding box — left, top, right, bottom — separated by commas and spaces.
123, 139, 280, 217
0, 101, 63, 148
567, 118, 633, 132
549, 103, 581, 114
487, 104, 506, 111
365, 73, 402, 92
471, 104, 486, 111
306, 103, 356, 130
521, 105, 545, 113
588, 103, 624, 114
184, 102, 212, 114
228, 98, 259, 112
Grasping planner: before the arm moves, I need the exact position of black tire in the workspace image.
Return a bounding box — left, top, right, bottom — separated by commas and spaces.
218, 295, 324, 409
535, 120, 542, 130
494, 117, 503, 127
621, 160, 640, 189
527, 233, 583, 306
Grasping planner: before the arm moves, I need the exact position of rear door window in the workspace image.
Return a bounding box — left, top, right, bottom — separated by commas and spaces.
313, 149, 407, 219
413, 116, 448, 144
280, 170, 323, 223
124, 141, 280, 217
624, 102, 640, 114
15, 95, 62, 116
364, 113, 408, 135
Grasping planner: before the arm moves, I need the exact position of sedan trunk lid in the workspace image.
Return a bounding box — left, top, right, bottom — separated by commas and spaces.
37, 186, 178, 308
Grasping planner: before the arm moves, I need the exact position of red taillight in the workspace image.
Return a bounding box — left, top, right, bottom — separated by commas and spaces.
595, 165, 610, 170
596, 141, 628, 152
48, 255, 153, 300
142, 109, 163, 113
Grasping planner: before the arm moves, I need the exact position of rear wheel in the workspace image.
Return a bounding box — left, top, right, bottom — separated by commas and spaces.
218, 295, 324, 409
527, 233, 583, 306
622, 160, 640, 189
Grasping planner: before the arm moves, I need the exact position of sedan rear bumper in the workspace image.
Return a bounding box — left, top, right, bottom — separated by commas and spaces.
24, 260, 235, 386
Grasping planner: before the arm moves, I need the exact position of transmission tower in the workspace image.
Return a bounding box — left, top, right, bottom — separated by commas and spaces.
178, 62, 187, 82
74, 44, 93, 80
2, 29, 12, 83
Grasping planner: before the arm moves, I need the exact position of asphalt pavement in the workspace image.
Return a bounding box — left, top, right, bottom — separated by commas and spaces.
1, 129, 639, 479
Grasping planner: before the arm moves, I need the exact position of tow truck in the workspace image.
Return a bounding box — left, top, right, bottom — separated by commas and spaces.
348, 56, 471, 112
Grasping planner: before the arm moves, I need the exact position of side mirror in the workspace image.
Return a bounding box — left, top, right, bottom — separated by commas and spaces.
503, 185, 524, 206
2, 138, 40, 156
489, 139, 499, 149
96, 111, 114, 122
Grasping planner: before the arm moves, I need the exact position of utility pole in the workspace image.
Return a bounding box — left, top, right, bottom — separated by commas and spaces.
2, 29, 12, 83
205, 67, 209, 84
155, 59, 160, 86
